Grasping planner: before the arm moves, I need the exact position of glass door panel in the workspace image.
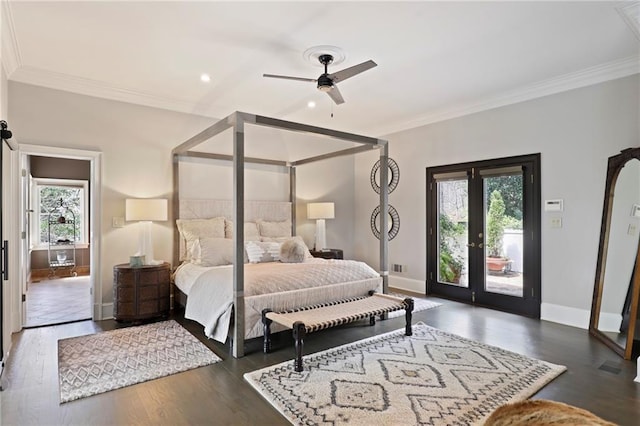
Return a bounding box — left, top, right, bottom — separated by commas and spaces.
427, 154, 541, 318
483, 173, 524, 298
437, 179, 469, 287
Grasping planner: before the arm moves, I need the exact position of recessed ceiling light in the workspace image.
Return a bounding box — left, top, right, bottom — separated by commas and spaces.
307, 101, 316, 108
200, 74, 211, 83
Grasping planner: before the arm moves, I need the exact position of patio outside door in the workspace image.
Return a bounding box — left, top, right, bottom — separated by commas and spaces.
426, 154, 541, 317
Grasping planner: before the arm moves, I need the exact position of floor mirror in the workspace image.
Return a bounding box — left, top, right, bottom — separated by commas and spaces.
589, 147, 640, 360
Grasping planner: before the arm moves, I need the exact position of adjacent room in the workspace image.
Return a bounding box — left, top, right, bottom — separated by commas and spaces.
0, 1, 638, 425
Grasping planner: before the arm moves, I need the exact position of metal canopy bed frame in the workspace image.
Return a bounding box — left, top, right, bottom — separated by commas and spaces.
172, 111, 390, 358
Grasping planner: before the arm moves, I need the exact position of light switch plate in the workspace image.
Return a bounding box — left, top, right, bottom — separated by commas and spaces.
632, 204, 640, 218
629, 224, 638, 236
112, 217, 125, 228
550, 217, 562, 228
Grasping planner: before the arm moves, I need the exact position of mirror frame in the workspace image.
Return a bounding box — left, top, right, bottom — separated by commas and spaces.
589, 147, 640, 359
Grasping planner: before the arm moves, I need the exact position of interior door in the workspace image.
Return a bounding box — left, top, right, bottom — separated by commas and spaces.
19, 154, 30, 325
427, 154, 541, 317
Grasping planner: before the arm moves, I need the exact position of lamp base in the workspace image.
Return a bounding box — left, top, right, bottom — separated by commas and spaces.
315, 219, 327, 251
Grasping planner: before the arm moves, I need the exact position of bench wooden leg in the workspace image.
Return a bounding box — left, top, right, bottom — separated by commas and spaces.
369, 315, 376, 326
262, 309, 273, 353
404, 298, 414, 336
292, 321, 306, 372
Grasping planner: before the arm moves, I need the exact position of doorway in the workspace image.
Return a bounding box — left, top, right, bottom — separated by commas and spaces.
16, 145, 102, 329
426, 154, 541, 317
24, 160, 91, 327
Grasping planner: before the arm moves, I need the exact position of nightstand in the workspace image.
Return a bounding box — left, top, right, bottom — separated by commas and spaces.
113, 262, 171, 322
310, 248, 344, 260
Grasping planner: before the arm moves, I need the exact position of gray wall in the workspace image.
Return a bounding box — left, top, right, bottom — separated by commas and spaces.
354, 75, 640, 328
8, 74, 638, 328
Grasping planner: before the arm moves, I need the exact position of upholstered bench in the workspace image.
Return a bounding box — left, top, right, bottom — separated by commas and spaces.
262, 291, 414, 372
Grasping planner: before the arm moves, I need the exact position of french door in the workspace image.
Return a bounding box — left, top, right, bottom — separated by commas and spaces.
426, 154, 541, 317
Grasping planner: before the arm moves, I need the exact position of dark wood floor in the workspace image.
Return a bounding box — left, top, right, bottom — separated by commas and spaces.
1, 297, 638, 426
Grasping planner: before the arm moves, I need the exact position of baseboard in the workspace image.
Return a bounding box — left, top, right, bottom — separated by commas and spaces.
98, 303, 114, 320
541, 303, 590, 329
389, 275, 425, 295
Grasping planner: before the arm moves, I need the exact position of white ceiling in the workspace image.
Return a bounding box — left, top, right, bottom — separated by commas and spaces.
2, 1, 639, 137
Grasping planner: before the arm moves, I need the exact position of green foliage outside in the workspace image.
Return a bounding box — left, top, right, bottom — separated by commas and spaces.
485, 175, 522, 220
438, 214, 465, 283
486, 190, 506, 257
40, 186, 82, 243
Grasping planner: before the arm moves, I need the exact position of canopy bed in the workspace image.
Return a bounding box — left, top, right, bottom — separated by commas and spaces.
172, 111, 390, 358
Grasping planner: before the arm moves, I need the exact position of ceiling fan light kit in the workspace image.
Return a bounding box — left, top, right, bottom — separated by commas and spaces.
264, 47, 377, 105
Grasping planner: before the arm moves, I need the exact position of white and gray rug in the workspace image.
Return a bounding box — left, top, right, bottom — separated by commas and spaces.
244, 323, 566, 425
58, 320, 221, 403
387, 293, 441, 318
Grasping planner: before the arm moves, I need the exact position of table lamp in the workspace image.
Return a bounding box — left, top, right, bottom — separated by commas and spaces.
307, 202, 335, 250
125, 198, 168, 265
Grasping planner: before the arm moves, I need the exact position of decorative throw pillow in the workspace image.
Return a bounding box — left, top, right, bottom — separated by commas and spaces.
193, 237, 233, 267
256, 219, 292, 238
279, 238, 307, 263
224, 220, 261, 241
245, 241, 281, 263
262, 236, 313, 259
176, 217, 225, 260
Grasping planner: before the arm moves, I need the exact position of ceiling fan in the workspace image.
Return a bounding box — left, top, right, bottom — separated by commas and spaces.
263, 54, 377, 105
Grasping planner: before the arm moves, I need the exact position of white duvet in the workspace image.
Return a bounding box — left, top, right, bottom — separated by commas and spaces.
174, 259, 380, 342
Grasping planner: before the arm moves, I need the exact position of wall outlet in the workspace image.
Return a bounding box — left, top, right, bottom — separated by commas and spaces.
549, 217, 562, 228
112, 217, 125, 228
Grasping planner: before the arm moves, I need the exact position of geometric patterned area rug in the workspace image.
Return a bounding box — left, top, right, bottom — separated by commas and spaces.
387, 294, 441, 319
244, 322, 566, 425
58, 320, 221, 403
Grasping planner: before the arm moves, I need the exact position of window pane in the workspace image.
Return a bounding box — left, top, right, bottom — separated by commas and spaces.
437, 179, 468, 287
483, 174, 523, 297
40, 186, 82, 243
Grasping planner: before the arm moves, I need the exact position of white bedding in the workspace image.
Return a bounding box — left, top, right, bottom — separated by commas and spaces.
174, 259, 381, 342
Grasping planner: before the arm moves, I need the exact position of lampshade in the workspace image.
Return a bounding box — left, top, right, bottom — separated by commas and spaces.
307, 202, 335, 220
125, 199, 168, 222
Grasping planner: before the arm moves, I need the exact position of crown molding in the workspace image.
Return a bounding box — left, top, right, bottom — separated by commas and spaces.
376, 55, 640, 137
617, 1, 640, 42
1, 0, 22, 77
10, 65, 203, 115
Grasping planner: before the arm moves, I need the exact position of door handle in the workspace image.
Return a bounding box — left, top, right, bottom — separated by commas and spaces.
466, 242, 484, 249
2, 240, 8, 280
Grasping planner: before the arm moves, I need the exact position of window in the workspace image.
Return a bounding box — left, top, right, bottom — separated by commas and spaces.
31, 178, 88, 247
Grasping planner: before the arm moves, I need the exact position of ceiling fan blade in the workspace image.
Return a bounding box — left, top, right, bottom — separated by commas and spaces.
329, 60, 377, 83
326, 85, 345, 105
263, 73, 316, 83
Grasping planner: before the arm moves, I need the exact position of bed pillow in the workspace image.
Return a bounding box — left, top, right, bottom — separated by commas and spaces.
279, 238, 307, 263
194, 237, 233, 267
256, 219, 292, 238
262, 236, 313, 259
245, 241, 281, 263
176, 217, 225, 260
194, 237, 250, 265
224, 220, 261, 241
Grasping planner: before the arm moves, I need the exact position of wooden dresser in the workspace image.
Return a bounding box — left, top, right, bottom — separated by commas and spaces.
113, 262, 170, 322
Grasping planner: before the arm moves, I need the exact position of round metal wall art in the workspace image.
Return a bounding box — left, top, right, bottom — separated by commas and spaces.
370, 158, 400, 194
370, 204, 400, 241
